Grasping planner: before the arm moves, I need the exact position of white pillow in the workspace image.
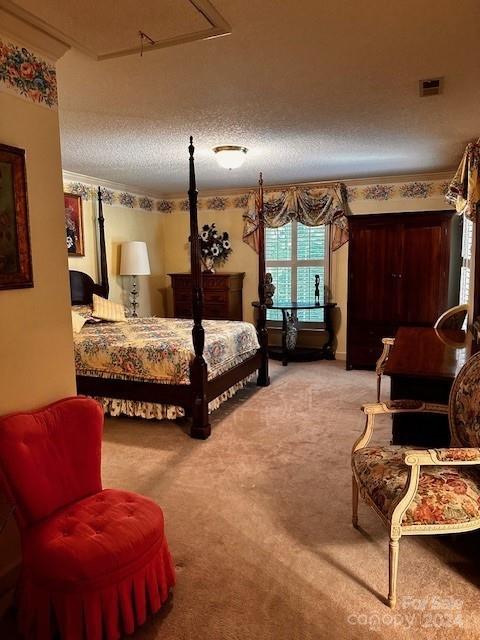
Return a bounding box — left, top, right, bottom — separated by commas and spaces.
71, 310, 87, 334
92, 294, 126, 322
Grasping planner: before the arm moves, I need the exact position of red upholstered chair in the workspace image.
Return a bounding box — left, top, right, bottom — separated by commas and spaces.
0, 397, 175, 640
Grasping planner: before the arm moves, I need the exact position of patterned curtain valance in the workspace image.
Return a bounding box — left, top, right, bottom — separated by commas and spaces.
243, 182, 350, 253
446, 141, 480, 221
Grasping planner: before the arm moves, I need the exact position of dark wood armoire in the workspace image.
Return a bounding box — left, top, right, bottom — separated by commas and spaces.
346, 211, 454, 369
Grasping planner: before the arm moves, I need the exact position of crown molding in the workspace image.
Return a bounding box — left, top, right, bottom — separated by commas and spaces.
162, 169, 456, 199
0, 3, 69, 62
335, 169, 455, 188
64, 168, 455, 202
62, 170, 166, 200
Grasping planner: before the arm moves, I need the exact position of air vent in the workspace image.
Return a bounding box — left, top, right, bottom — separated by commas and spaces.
419, 77, 443, 97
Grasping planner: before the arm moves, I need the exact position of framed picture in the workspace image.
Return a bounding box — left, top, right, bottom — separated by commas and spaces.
0, 143, 33, 290
64, 193, 84, 256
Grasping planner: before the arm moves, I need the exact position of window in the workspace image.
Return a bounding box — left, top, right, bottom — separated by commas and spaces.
265, 222, 328, 324
460, 215, 473, 306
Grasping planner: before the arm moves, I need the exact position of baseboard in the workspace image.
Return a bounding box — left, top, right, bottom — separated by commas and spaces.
336, 351, 346, 361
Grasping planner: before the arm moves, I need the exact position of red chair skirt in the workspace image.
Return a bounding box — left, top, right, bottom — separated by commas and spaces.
16, 489, 175, 640
18, 536, 174, 640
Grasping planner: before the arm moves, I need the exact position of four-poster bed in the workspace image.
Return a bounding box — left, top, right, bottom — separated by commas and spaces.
69, 137, 269, 439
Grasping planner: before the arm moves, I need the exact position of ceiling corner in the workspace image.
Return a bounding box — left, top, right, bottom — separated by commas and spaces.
0, 2, 70, 62
0, 0, 231, 61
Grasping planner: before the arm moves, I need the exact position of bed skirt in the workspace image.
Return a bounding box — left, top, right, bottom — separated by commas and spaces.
95, 373, 256, 421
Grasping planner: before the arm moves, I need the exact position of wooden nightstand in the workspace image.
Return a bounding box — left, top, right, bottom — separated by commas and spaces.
169, 272, 245, 320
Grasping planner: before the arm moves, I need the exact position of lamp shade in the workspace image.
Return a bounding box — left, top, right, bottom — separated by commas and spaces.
120, 241, 151, 276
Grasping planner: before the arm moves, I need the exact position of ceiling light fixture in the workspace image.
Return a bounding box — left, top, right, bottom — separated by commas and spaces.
213, 145, 248, 170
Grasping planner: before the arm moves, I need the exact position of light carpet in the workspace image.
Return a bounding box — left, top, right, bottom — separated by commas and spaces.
3, 360, 480, 639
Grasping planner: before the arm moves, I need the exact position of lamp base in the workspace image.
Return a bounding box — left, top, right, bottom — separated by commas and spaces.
130, 275, 139, 317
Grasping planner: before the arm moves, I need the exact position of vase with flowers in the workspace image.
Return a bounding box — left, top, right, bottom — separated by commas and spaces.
199, 223, 232, 273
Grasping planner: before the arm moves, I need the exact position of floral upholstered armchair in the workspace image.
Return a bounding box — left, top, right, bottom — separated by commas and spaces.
352, 350, 480, 608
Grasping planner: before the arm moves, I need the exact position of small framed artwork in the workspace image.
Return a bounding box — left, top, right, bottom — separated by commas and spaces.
64, 193, 84, 256
0, 143, 33, 290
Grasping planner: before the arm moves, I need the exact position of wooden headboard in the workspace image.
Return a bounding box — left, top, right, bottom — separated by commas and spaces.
70, 270, 108, 304
69, 187, 109, 304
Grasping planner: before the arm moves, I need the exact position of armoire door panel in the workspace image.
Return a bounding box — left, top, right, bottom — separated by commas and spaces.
400, 220, 450, 324
348, 224, 400, 324
347, 211, 453, 369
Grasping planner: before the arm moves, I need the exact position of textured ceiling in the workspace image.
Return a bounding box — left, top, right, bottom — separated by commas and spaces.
55, 0, 480, 195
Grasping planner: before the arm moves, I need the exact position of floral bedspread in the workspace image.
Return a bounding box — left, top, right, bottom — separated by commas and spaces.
74, 317, 259, 384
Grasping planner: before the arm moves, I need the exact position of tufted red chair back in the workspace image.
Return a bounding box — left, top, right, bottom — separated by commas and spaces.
0, 397, 103, 529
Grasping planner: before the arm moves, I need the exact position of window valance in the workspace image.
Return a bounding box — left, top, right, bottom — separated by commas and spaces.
446, 141, 480, 221
242, 183, 350, 253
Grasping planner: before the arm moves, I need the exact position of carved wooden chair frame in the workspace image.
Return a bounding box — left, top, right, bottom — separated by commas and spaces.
434, 303, 468, 330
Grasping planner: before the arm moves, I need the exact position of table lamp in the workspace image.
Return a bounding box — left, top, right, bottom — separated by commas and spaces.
120, 241, 151, 317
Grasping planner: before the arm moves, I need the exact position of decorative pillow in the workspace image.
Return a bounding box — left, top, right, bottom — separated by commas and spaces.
92, 294, 126, 322
71, 310, 87, 334
72, 304, 93, 319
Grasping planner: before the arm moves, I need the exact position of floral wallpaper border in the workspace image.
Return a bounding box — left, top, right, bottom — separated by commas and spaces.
0, 39, 57, 108
64, 181, 160, 212
346, 180, 449, 202
64, 177, 452, 214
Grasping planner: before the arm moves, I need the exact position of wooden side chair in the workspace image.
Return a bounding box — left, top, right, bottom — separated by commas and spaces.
434, 303, 468, 330
375, 303, 469, 402
0, 397, 175, 640
375, 337, 395, 402
352, 350, 480, 608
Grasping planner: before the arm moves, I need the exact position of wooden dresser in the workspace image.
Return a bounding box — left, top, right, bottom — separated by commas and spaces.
169, 272, 245, 320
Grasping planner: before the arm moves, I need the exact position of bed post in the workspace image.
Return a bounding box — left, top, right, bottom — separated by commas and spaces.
188, 137, 211, 439
256, 172, 270, 386
97, 186, 109, 298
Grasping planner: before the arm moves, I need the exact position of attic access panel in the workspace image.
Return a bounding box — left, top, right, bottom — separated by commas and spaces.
1, 0, 230, 59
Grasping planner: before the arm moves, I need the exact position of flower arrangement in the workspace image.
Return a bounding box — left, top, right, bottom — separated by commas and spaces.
199, 223, 232, 272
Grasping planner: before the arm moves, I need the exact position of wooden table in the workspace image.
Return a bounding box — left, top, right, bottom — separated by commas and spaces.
384, 326, 473, 447
252, 301, 337, 366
